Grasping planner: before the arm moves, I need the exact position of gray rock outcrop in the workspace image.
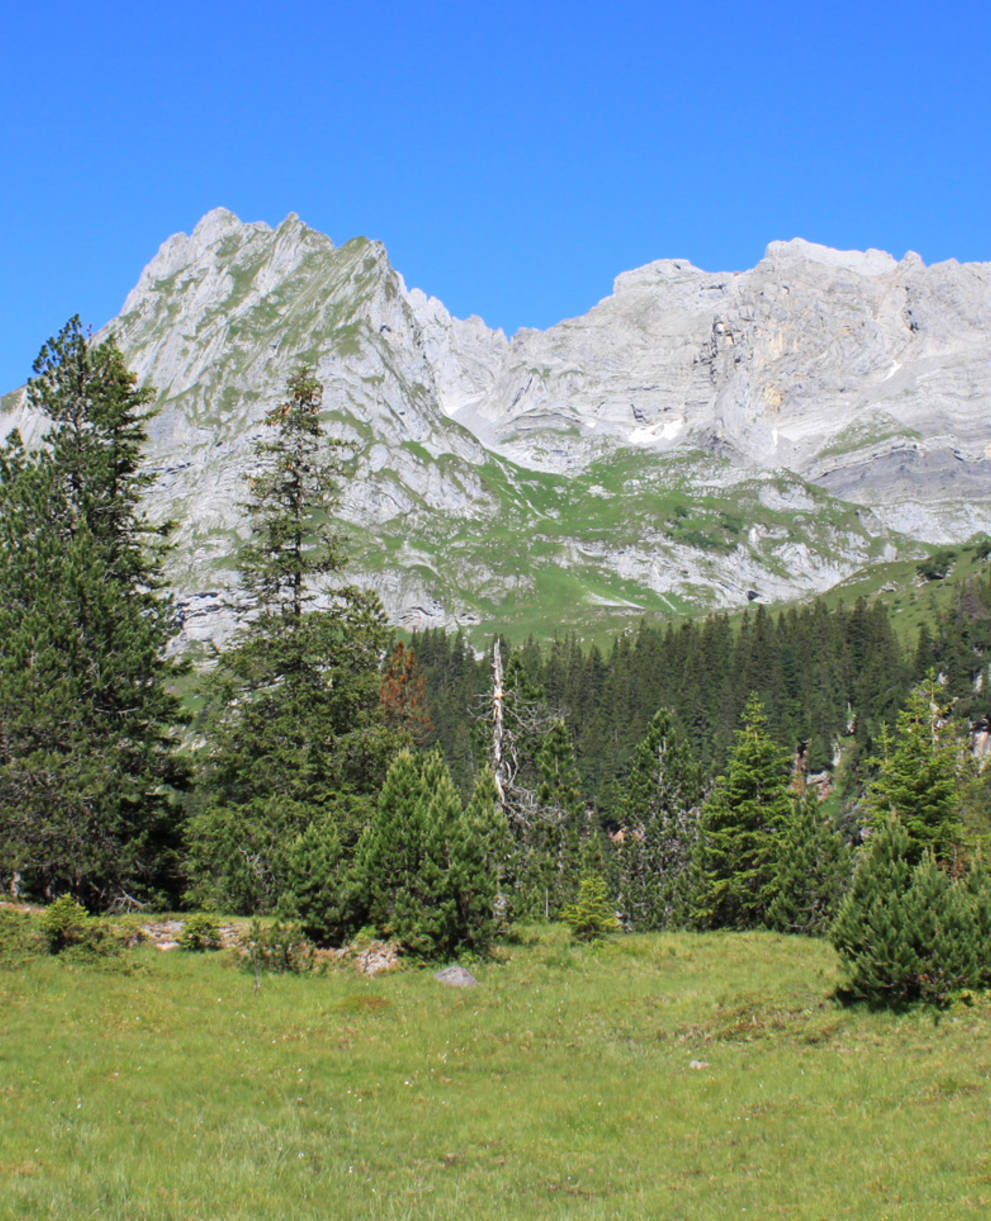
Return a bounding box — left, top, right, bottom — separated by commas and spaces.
3, 211, 989, 643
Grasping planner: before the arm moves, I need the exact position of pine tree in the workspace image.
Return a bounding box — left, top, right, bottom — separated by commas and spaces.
615, 708, 705, 930
455, 766, 511, 948
187, 370, 396, 911
530, 718, 585, 917
282, 816, 350, 945
863, 675, 966, 864
0, 318, 187, 905
694, 694, 793, 928
355, 750, 502, 956
830, 814, 919, 1004
831, 814, 982, 1007
765, 789, 851, 936
962, 853, 991, 989
379, 641, 433, 745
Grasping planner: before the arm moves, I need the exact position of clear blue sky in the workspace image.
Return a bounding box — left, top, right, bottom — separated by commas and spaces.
3, 0, 989, 392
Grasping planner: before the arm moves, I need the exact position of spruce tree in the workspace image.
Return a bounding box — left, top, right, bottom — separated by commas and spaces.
765, 789, 851, 936
863, 675, 965, 864
615, 708, 705, 930
694, 694, 793, 928
188, 370, 396, 911
561, 873, 621, 940
0, 318, 187, 905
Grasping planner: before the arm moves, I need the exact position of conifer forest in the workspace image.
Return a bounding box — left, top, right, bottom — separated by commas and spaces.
3, 321, 991, 1007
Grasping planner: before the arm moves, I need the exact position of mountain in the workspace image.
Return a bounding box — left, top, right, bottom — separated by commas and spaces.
3, 209, 990, 646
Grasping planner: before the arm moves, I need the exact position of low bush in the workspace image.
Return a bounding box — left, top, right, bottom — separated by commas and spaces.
178, 913, 222, 951
39, 895, 92, 953
241, 918, 313, 976
38, 896, 123, 960
0, 908, 42, 965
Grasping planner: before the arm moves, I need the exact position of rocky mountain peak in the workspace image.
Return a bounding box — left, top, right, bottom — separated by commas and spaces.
761, 237, 899, 277
3, 210, 990, 644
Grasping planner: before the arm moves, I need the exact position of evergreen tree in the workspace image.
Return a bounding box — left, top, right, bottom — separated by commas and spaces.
862, 675, 966, 864
561, 873, 621, 940
845, 597, 909, 739
282, 815, 350, 945
962, 853, 991, 989
379, 641, 433, 745
615, 708, 704, 930
355, 750, 503, 956
765, 789, 851, 936
187, 370, 396, 911
237, 368, 344, 615
528, 718, 585, 917
0, 318, 187, 905
830, 814, 917, 1005
412, 627, 482, 795
456, 766, 512, 946
831, 814, 982, 1007
694, 694, 793, 928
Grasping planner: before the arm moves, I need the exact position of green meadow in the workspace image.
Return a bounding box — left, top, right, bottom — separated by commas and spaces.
1, 921, 989, 1220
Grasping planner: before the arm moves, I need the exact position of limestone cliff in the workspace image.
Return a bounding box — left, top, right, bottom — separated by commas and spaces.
3, 211, 988, 644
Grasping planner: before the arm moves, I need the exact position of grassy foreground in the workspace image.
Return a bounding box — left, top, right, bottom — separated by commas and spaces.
1, 923, 989, 1220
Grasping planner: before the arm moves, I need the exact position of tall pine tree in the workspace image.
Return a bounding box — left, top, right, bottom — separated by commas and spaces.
187, 370, 396, 911
0, 318, 187, 905
615, 708, 705, 930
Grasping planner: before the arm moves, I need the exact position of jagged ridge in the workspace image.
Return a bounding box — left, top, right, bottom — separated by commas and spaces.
3, 209, 990, 645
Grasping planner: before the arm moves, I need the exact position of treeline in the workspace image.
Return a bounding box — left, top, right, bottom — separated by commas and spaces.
3, 321, 991, 1005
412, 571, 991, 810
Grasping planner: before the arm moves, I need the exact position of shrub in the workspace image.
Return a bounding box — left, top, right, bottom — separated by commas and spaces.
37, 895, 122, 960
916, 548, 957, 581
178, 913, 222, 951
241, 918, 313, 976
561, 874, 621, 941
39, 895, 91, 953
0, 909, 42, 965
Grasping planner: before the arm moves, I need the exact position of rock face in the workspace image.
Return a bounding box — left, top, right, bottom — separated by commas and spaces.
443, 239, 991, 527
3, 211, 990, 643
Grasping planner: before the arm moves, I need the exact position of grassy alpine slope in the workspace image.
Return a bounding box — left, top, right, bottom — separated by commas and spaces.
1, 920, 989, 1219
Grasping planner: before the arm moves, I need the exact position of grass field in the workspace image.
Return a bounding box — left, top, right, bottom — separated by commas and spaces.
1, 920, 989, 1219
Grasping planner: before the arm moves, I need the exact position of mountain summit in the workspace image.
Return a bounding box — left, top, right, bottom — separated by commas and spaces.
3, 210, 990, 643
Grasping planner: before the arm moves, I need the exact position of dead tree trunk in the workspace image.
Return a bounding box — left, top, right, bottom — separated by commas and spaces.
491, 638, 506, 810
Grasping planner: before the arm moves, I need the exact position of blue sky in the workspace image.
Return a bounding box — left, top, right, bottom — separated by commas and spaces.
3, 0, 989, 392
